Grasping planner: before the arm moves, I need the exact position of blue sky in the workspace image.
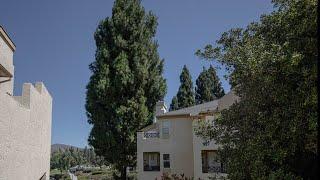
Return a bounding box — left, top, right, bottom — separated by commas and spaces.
0, 0, 273, 148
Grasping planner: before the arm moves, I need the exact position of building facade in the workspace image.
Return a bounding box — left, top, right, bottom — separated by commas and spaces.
0, 26, 52, 180
137, 91, 238, 180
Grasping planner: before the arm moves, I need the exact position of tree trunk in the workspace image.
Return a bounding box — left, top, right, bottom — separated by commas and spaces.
121, 166, 127, 180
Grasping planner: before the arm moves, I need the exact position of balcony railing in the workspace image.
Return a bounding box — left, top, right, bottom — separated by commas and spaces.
144, 132, 159, 138
202, 165, 227, 173
144, 165, 160, 171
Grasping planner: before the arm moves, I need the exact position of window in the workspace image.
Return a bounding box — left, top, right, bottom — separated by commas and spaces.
162, 121, 170, 138
143, 152, 160, 171
163, 154, 170, 168
201, 150, 225, 173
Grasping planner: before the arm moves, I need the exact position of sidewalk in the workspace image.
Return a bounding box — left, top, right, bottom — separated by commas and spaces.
68, 171, 78, 180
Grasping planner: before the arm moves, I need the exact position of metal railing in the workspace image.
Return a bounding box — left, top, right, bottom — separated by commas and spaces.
144, 132, 160, 138
143, 165, 160, 171
202, 165, 227, 173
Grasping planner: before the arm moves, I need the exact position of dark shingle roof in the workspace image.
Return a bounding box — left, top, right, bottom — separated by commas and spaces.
158, 90, 239, 118
159, 99, 219, 117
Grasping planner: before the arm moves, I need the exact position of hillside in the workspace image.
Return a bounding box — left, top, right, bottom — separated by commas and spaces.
51, 143, 82, 153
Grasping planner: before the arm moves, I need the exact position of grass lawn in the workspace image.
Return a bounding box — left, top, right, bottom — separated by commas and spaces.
76, 168, 137, 180
50, 168, 66, 175
50, 168, 71, 180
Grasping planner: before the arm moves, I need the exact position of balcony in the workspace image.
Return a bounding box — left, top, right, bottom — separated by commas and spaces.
202, 165, 227, 173
144, 165, 160, 171
144, 131, 159, 138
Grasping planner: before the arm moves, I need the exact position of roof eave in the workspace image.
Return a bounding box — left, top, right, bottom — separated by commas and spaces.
138, 123, 157, 132
0, 63, 13, 78
156, 113, 191, 119
0, 26, 16, 52
156, 108, 219, 120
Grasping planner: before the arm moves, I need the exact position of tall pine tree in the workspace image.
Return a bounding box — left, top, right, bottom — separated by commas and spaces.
85, 0, 166, 179
169, 96, 179, 111
207, 65, 225, 98
170, 65, 195, 110
195, 65, 225, 104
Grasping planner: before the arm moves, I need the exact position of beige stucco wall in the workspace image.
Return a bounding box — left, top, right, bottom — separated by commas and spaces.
137, 89, 239, 180
0, 33, 14, 95
137, 118, 194, 180
0, 27, 52, 180
0, 83, 52, 180
137, 116, 228, 180
192, 116, 227, 179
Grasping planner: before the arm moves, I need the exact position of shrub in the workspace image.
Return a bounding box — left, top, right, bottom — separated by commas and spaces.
157, 172, 193, 180
91, 171, 103, 175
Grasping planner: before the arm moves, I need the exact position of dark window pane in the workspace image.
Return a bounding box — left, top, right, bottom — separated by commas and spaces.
143, 152, 160, 171
201, 150, 224, 173
163, 154, 170, 160
163, 154, 170, 168
164, 161, 170, 168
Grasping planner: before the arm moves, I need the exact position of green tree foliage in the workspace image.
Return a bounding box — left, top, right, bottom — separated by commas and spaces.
170, 65, 195, 110
195, 66, 225, 104
169, 96, 179, 111
50, 149, 66, 174
177, 65, 195, 109
85, 0, 166, 179
50, 147, 106, 173
195, 0, 317, 179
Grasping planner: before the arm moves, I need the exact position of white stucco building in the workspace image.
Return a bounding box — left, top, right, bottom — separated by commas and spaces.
0, 26, 52, 180
137, 91, 239, 180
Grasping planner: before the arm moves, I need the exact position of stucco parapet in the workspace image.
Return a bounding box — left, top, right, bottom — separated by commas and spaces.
35, 82, 52, 99
12, 82, 52, 109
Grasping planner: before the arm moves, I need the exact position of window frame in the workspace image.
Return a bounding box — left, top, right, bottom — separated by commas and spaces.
201, 150, 225, 173
163, 154, 170, 169
162, 121, 170, 138
143, 152, 160, 171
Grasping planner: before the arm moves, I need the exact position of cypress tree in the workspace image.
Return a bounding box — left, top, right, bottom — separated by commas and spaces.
175, 65, 195, 109
195, 67, 211, 104
207, 65, 225, 99
169, 96, 179, 111
195, 65, 225, 104
85, 0, 166, 179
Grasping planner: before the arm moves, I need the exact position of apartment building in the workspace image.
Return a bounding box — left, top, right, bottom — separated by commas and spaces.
137, 91, 238, 180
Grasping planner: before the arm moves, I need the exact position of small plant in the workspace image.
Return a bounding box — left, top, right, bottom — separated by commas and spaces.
208, 174, 228, 180
157, 172, 194, 180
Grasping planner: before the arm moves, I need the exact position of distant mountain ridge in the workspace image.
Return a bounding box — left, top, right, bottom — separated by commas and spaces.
51, 143, 83, 153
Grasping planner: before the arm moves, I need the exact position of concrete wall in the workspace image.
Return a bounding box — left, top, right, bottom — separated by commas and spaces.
0, 83, 52, 180
0, 26, 52, 180
0, 31, 14, 95
192, 116, 227, 180
137, 118, 194, 180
